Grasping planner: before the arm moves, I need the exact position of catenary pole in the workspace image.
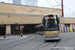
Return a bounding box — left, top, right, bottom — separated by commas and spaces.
61, 0, 64, 17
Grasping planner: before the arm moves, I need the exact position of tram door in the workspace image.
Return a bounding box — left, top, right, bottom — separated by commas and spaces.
0, 25, 6, 35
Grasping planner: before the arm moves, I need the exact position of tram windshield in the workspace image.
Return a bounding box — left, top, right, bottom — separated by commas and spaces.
43, 14, 59, 31
45, 22, 58, 30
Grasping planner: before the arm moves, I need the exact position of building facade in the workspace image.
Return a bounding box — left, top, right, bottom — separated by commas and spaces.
13, 0, 21, 5
0, 0, 38, 6
1, 3, 75, 35
0, 3, 75, 35
0, 0, 13, 4
0, 3, 62, 35
21, 0, 38, 6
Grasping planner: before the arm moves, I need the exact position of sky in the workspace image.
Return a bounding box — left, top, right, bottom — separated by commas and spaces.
38, 0, 75, 17
0, 0, 75, 17
0, 0, 13, 3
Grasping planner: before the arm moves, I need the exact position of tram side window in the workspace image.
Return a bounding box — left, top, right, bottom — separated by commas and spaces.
40, 27, 43, 31
56, 15, 60, 30
56, 15, 59, 24
36, 28, 38, 32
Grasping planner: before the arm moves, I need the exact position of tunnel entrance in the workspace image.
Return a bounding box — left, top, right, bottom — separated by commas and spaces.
0, 25, 6, 35
23, 24, 39, 34
11, 24, 39, 34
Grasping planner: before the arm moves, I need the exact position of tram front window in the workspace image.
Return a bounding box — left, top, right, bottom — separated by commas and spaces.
45, 22, 58, 31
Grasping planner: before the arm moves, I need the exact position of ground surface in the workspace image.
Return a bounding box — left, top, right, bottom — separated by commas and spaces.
0, 32, 75, 50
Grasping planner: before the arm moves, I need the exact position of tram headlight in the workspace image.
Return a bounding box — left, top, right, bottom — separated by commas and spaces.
58, 30, 60, 34
43, 31, 45, 34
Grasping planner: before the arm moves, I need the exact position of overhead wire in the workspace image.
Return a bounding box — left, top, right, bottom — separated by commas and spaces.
8, 0, 61, 14
12, 0, 58, 14
39, 0, 47, 6
55, 0, 75, 11
25, 0, 61, 14
46, 0, 53, 8
34, 0, 60, 13
46, 0, 60, 13
11, 0, 47, 14
55, 0, 60, 4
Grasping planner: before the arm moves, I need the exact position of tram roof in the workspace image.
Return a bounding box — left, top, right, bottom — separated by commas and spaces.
44, 13, 59, 17
35, 24, 43, 28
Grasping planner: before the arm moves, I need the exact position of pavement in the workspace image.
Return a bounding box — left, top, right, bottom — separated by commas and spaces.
0, 35, 28, 45
0, 35, 27, 39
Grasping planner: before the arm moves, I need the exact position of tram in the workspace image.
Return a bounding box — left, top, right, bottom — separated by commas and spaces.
42, 14, 61, 40
35, 24, 43, 35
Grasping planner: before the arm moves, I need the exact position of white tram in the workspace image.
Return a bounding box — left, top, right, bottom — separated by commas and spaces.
42, 14, 61, 40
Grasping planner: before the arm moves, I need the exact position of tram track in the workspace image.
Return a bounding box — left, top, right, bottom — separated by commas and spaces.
50, 40, 60, 50
33, 33, 75, 50
1, 35, 38, 50
4, 35, 60, 50
51, 33, 75, 50
32, 40, 60, 50
56, 36, 75, 50
49, 37, 75, 50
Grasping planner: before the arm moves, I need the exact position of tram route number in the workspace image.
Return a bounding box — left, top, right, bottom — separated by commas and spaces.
45, 17, 56, 19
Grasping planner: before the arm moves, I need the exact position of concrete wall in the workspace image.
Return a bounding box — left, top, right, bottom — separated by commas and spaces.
6, 25, 11, 34
0, 3, 62, 24
60, 17, 75, 27
0, 15, 43, 24
0, 15, 75, 25
1, 3, 75, 25
60, 17, 75, 24
0, 3, 62, 16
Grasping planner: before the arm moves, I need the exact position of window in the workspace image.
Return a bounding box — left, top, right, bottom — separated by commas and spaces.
22, 2, 25, 4
65, 24, 70, 27
29, 2, 31, 3
22, 1, 26, 2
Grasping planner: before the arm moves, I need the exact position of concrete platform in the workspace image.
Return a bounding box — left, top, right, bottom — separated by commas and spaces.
0, 35, 27, 39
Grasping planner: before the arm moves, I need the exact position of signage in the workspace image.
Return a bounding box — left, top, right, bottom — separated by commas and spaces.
45, 17, 56, 19
15, 23, 18, 24
20, 25, 24, 29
